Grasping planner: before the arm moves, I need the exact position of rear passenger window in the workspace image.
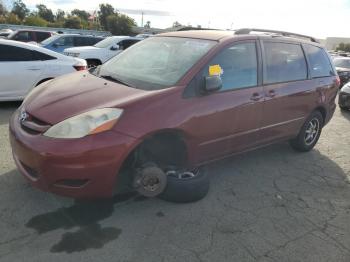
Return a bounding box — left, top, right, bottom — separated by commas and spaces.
90, 37, 102, 45
0, 44, 56, 61
304, 44, 334, 78
74, 37, 88, 46
0, 44, 33, 61
263, 42, 307, 84
36, 32, 50, 42
32, 50, 56, 61
204, 42, 258, 91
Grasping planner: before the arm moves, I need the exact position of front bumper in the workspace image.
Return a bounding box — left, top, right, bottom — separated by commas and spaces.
339, 92, 350, 109
9, 109, 136, 199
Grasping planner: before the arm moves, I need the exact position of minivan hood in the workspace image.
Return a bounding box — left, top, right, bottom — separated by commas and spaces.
23, 72, 153, 124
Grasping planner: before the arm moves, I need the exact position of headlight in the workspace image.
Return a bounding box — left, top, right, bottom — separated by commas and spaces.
44, 108, 123, 139
341, 83, 350, 93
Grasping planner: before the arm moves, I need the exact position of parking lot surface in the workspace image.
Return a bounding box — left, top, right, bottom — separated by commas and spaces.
0, 102, 350, 262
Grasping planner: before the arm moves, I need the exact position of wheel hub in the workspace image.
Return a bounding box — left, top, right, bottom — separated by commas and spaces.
133, 166, 167, 197
304, 118, 319, 145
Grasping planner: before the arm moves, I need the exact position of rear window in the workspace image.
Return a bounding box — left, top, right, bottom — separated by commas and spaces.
263, 42, 307, 84
304, 44, 334, 78
0, 44, 33, 61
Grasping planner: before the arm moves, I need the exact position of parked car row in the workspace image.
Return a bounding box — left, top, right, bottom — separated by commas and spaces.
0, 29, 144, 100
64, 36, 141, 67
40, 34, 105, 54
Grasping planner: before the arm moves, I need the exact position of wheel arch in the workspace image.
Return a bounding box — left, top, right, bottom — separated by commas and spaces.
126, 128, 191, 167
35, 77, 54, 87
313, 106, 327, 124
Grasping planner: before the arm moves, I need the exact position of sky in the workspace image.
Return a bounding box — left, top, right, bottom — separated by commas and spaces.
19, 0, 350, 38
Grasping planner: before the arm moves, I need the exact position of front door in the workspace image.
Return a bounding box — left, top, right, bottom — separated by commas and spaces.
184, 41, 264, 163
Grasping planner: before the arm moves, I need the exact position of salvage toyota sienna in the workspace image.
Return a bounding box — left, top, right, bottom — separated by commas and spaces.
10, 29, 339, 202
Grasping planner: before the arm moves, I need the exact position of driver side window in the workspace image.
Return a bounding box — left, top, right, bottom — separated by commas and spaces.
204, 42, 258, 92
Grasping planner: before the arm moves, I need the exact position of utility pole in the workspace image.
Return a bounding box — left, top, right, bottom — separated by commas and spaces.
141, 11, 144, 27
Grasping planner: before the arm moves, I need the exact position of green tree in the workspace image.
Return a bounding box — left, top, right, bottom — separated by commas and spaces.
336, 42, 350, 52
55, 9, 65, 21
172, 21, 182, 28
24, 15, 47, 26
11, 0, 29, 20
98, 3, 115, 30
0, 0, 7, 16
36, 4, 54, 22
6, 12, 20, 24
106, 13, 135, 35
64, 16, 82, 29
71, 9, 89, 21
144, 20, 151, 28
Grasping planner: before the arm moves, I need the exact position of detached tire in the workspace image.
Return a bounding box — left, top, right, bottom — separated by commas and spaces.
290, 111, 324, 152
159, 168, 209, 203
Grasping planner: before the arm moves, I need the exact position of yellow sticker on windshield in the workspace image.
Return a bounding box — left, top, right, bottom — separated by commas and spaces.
209, 64, 223, 76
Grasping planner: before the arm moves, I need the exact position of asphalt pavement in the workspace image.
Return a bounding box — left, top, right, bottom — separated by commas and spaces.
0, 101, 350, 262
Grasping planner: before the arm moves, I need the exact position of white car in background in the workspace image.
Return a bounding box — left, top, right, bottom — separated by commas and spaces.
63, 36, 141, 67
0, 39, 87, 101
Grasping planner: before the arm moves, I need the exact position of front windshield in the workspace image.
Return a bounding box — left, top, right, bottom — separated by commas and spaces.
94, 37, 118, 48
41, 35, 61, 45
334, 58, 350, 69
96, 37, 216, 90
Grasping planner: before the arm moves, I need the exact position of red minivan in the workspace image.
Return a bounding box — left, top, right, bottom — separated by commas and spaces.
9, 29, 339, 202
8, 30, 56, 43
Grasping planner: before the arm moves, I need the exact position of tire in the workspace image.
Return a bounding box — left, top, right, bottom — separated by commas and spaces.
158, 168, 210, 203
290, 111, 324, 152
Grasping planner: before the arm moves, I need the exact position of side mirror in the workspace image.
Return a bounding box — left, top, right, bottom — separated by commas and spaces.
110, 44, 120, 51
204, 75, 222, 92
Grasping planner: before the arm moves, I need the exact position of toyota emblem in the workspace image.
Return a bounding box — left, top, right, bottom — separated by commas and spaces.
19, 109, 28, 123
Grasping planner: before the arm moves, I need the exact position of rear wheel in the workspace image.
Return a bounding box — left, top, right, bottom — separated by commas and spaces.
290, 111, 324, 152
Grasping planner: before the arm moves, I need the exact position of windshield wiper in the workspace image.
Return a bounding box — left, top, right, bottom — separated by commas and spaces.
99, 75, 132, 87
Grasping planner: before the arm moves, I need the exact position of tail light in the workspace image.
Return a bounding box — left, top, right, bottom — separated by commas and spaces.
336, 75, 341, 88
73, 65, 87, 71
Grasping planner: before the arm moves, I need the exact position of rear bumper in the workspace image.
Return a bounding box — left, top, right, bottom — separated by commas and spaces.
9, 109, 136, 199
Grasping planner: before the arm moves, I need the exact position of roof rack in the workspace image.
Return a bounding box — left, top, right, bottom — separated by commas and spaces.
234, 28, 319, 43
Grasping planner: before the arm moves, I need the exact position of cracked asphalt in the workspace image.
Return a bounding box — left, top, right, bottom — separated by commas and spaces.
0, 101, 350, 262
